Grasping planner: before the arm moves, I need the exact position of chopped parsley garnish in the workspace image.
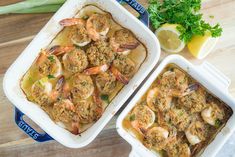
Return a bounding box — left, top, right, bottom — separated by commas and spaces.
47, 74, 55, 79
47, 56, 55, 62
178, 111, 184, 117
81, 81, 88, 86
129, 114, 136, 121
215, 119, 222, 128
82, 15, 89, 20
100, 94, 109, 103
28, 76, 34, 83
148, 0, 222, 43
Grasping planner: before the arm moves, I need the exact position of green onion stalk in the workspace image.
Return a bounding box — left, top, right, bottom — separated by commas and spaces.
0, 0, 66, 14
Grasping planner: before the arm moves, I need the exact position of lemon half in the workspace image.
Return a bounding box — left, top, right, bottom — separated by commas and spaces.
155, 24, 185, 53
187, 31, 218, 59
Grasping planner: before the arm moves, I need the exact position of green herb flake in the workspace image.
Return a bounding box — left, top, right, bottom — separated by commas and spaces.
215, 119, 222, 128
147, 0, 222, 43
179, 111, 184, 117
209, 15, 214, 19
47, 56, 55, 62
38, 80, 44, 87
81, 81, 87, 86
129, 114, 136, 121
28, 76, 34, 83
47, 74, 55, 79
100, 94, 109, 103
82, 15, 89, 20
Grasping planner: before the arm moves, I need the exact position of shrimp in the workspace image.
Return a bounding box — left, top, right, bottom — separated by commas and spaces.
83, 64, 109, 75
178, 86, 207, 113
185, 121, 206, 145
144, 126, 169, 151
31, 77, 52, 105
111, 54, 135, 84
95, 71, 117, 94
86, 13, 111, 41
62, 48, 88, 73
71, 24, 91, 47
35, 50, 62, 77
110, 29, 139, 55
59, 18, 85, 26
52, 99, 81, 135
166, 108, 191, 131
50, 45, 89, 73
31, 76, 64, 106
160, 69, 189, 97
166, 141, 191, 157
201, 102, 224, 126
49, 45, 75, 56
110, 65, 129, 85
60, 18, 91, 46
64, 73, 94, 100
129, 105, 155, 133
86, 40, 115, 67
146, 87, 172, 112
75, 97, 103, 124
178, 143, 191, 157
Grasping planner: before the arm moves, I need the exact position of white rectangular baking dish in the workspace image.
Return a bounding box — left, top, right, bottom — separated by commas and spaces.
117, 55, 235, 157
3, 0, 160, 148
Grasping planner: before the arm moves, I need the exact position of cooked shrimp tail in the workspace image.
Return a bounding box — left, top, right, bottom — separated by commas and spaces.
49, 45, 75, 56
110, 29, 139, 55
83, 64, 109, 75
120, 42, 140, 49
55, 75, 65, 91
50, 76, 65, 101
131, 120, 141, 131
157, 110, 165, 125
48, 45, 60, 53
93, 87, 104, 120
95, 103, 103, 120
110, 65, 129, 84
64, 99, 76, 111
71, 121, 80, 135
59, 18, 85, 26
62, 82, 71, 98
36, 50, 48, 65
92, 88, 102, 106
182, 83, 200, 96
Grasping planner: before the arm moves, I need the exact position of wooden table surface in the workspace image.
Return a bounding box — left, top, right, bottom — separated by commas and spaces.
0, 0, 235, 157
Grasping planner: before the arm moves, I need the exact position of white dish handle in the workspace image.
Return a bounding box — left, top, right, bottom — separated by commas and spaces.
198, 61, 231, 92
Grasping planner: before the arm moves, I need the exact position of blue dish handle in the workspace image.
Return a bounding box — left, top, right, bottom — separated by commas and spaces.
116, 0, 149, 27
15, 107, 53, 142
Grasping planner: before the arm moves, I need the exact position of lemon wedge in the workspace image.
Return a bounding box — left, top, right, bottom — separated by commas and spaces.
155, 23, 185, 53
187, 31, 218, 59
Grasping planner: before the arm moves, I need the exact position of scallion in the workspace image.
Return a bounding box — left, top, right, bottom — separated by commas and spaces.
13, 4, 62, 14
0, 0, 65, 15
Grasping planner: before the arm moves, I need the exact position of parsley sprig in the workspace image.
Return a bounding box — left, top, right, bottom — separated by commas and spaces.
148, 0, 222, 43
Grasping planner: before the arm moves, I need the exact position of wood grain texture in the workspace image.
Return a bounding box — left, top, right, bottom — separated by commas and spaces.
0, 0, 235, 157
